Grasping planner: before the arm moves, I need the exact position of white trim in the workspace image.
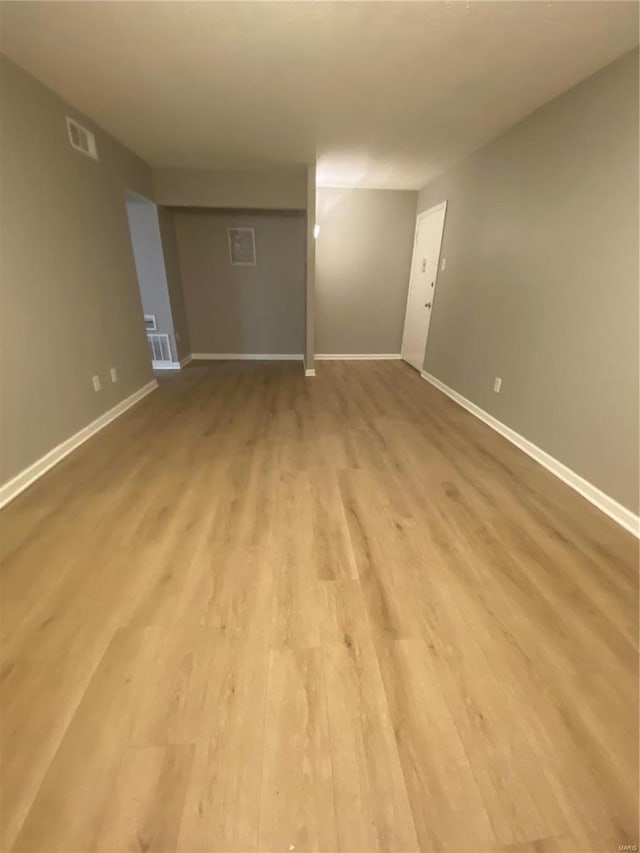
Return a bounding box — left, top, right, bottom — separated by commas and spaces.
0, 380, 158, 510
150, 355, 192, 370
305, 369, 316, 377
421, 371, 639, 538
152, 361, 181, 370
191, 353, 304, 361
315, 354, 402, 360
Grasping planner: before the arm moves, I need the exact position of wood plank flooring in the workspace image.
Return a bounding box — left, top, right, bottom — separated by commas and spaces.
0, 360, 637, 853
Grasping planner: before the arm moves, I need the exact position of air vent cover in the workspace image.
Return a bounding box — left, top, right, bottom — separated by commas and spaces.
66, 116, 98, 160
228, 227, 256, 266
147, 333, 173, 365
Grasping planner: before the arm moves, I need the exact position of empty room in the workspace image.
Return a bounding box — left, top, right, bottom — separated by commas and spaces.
0, 2, 638, 852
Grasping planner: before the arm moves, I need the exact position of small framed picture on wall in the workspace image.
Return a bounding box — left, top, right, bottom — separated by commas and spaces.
228, 227, 256, 266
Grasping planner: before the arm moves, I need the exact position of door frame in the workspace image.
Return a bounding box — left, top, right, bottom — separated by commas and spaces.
401, 200, 448, 371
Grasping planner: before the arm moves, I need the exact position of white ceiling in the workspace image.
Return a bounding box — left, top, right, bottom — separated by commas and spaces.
0, 1, 637, 189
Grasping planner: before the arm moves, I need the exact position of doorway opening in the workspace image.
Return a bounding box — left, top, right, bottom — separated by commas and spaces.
401, 201, 447, 371
125, 191, 179, 369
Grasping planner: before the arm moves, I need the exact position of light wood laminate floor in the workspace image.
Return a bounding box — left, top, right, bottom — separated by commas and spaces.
1, 360, 637, 853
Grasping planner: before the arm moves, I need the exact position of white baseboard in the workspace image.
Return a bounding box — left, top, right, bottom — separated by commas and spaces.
152, 355, 192, 370
315, 354, 402, 360
421, 371, 639, 538
0, 380, 159, 510
305, 369, 316, 377
191, 353, 304, 361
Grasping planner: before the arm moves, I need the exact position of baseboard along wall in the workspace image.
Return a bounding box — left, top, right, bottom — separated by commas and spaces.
191, 353, 304, 361
0, 380, 159, 509
315, 354, 402, 360
421, 371, 639, 538
2, 361, 635, 539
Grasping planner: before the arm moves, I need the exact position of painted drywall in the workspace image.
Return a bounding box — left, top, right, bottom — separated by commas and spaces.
0, 56, 154, 487
305, 165, 316, 370
172, 209, 306, 356
126, 195, 178, 361
154, 167, 307, 211
315, 187, 418, 354
417, 48, 639, 514
157, 206, 191, 362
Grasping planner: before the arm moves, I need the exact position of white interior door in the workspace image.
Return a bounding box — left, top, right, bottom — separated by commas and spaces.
401, 201, 447, 371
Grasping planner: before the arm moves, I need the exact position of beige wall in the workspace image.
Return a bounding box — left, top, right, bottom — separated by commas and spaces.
417, 49, 639, 513
173, 209, 306, 356
315, 187, 418, 354
0, 57, 155, 487
154, 167, 307, 211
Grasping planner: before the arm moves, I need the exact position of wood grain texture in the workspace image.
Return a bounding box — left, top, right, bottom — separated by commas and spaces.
1, 360, 637, 852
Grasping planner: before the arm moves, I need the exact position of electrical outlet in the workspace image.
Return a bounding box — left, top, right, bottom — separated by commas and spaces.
493, 377, 502, 393
175, 331, 181, 343
110, 367, 118, 383
92, 375, 101, 392
441, 257, 447, 271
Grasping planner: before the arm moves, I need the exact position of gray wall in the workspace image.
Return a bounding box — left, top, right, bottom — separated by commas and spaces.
154, 167, 307, 211
0, 56, 154, 487
173, 209, 306, 356
418, 48, 639, 514
315, 187, 418, 355
125, 195, 178, 361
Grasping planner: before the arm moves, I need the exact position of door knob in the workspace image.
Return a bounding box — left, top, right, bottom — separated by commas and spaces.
425, 302, 432, 309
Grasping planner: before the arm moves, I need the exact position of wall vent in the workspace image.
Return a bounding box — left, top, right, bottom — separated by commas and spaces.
147, 332, 173, 366
66, 116, 98, 160
228, 227, 256, 266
